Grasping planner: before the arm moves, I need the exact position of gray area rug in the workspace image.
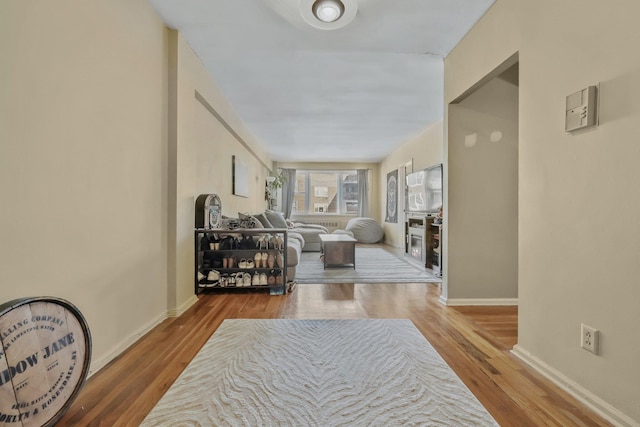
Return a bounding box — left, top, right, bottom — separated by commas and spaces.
141, 319, 498, 427
296, 246, 441, 284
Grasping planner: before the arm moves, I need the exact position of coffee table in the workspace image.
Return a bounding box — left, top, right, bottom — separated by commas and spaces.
319, 234, 357, 269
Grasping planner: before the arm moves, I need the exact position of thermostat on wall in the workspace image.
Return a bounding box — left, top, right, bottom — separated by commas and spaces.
565, 85, 598, 132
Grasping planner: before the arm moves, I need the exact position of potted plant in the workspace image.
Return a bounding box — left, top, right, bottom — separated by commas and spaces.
265, 172, 285, 209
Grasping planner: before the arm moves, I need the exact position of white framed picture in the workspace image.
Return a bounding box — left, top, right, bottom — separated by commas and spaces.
232, 155, 249, 198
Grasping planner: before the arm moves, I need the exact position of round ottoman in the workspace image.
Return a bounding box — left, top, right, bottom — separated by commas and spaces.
345, 217, 384, 243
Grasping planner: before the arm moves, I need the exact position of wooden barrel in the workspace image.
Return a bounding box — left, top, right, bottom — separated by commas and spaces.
0, 297, 91, 427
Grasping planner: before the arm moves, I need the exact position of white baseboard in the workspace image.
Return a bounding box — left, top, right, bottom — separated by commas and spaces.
511, 345, 639, 427
167, 295, 198, 318
88, 310, 168, 377
441, 297, 518, 306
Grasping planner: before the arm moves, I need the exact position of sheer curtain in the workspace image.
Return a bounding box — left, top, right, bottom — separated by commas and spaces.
280, 168, 297, 219
357, 169, 369, 217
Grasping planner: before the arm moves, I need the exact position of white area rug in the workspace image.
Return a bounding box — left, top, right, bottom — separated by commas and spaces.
141, 319, 498, 426
296, 246, 441, 284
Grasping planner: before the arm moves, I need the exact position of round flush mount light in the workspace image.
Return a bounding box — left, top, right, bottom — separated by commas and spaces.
300, 0, 357, 30
313, 0, 344, 23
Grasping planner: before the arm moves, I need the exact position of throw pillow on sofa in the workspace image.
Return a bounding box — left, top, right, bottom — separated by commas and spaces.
265, 209, 288, 229
248, 212, 274, 228
238, 212, 266, 228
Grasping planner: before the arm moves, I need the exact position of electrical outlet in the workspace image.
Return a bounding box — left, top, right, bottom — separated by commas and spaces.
581, 324, 599, 354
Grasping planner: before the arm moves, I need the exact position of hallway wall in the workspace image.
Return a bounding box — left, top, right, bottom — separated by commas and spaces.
0, 0, 170, 373
445, 0, 640, 423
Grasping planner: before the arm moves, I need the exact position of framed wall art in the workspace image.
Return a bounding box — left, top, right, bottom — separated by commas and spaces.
232, 155, 249, 198
385, 169, 398, 223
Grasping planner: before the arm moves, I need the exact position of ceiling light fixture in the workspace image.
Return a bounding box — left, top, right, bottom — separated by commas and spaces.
312, 0, 345, 23
300, 0, 357, 30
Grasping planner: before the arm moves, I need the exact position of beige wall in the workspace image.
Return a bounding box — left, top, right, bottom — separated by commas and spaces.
0, 0, 169, 373
379, 123, 444, 247
447, 75, 518, 302
446, 0, 640, 423
169, 33, 272, 314
0, 0, 272, 375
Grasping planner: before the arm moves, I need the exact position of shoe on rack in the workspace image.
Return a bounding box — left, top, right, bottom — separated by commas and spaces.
198, 271, 206, 282
237, 272, 245, 286
246, 259, 254, 269
207, 270, 220, 282
268, 253, 275, 269
261, 252, 268, 268
259, 273, 268, 286
254, 252, 262, 268
276, 253, 284, 268
252, 272, 260, 286
228, 255, 236, 269
267, 271, 276, 285
222, 257, 228, 269
243, 273, 252, 287
239, 258, 247, 269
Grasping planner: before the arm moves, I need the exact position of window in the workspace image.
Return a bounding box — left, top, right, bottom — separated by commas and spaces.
293, 170, 360, 215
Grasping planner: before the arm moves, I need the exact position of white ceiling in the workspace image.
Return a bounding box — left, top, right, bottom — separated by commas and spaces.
148, 0, 495, 163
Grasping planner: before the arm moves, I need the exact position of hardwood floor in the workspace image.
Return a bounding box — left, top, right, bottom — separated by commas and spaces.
58, 283, 611, 426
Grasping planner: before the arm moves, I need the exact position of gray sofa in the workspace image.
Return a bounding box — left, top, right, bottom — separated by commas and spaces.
290, 222, 329, 252
250, 210, 329, 252
237, 210, 328, 282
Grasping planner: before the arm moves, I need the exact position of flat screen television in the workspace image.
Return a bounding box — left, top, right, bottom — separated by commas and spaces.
405, 163, 442, 214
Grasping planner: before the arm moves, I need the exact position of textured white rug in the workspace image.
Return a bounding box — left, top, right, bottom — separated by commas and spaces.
141, 319, 498, 426
296, 247, 441, 284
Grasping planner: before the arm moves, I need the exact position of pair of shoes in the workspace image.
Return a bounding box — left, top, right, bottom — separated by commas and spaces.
238, 258, 255, 269
222, 256, 236, 269
248, 272, 267, 286
253, 252, 268, 268
269, 236, 279, 250
235, 272, 251, 288
267, 269, 283, 285
256, 236, 269, 250
207, 270, 220, 282
228, 274, 236, 287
